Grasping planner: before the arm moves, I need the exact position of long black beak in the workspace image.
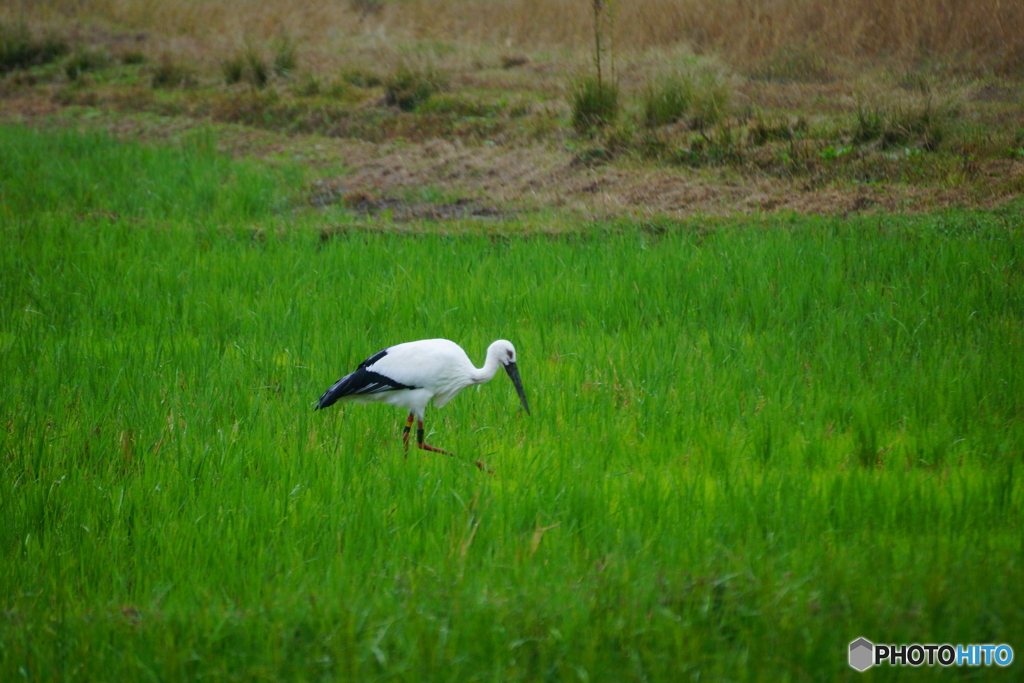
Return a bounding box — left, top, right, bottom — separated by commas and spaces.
503, 362, 530, 415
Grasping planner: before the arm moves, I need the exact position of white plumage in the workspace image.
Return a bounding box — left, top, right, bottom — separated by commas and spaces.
315, 338, 529, 463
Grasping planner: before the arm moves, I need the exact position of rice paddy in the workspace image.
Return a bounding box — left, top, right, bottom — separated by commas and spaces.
1, 124, 1022, 681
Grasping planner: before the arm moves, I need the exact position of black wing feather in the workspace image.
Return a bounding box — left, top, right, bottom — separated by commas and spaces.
314, 348, 418, 410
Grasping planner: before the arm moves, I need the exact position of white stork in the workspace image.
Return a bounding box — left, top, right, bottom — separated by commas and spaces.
315, 339, 529, 469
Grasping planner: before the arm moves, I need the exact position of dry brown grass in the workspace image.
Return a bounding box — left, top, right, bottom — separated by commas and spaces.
8, 0, 1024, 73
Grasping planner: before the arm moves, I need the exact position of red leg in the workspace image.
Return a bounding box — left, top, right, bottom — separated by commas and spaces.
416, 419, 450, 455
417, 419, 492, 473
401, 413, 415, 457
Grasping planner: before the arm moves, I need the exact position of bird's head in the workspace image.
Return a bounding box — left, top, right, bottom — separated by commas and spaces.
489, 339, 517, 366
488, 339, 530, 415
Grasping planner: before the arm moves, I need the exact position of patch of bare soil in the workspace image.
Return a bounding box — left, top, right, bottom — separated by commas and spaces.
306, 135, 1018, 220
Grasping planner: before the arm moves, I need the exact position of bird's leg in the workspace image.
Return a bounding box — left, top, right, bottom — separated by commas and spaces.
402, 413, 415, 457
415, 419, 450, 455
417, 419, 492, 473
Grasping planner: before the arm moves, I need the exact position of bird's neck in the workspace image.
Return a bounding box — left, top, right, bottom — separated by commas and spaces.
471, 350, 501, 384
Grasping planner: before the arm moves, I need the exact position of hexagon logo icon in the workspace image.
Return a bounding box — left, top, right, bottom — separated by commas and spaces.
849, 638, 874, 671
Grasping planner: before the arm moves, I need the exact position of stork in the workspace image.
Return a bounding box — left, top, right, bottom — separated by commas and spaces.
315, 339, 529, 470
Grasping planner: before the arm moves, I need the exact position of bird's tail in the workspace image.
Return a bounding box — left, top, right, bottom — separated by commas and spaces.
315, 362, 417, 410
314, 374, 351, 410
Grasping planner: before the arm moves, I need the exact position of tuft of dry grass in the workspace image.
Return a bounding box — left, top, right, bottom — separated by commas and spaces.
570, 75, 618, 132
383, 62, 448, 111
64, 47, 110, 80
150, 54, 194, 89
0, 20, 67, 74
642, 62, 732, 129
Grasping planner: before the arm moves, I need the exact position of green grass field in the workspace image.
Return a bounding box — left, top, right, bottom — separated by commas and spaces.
1, 124, 1022, 681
